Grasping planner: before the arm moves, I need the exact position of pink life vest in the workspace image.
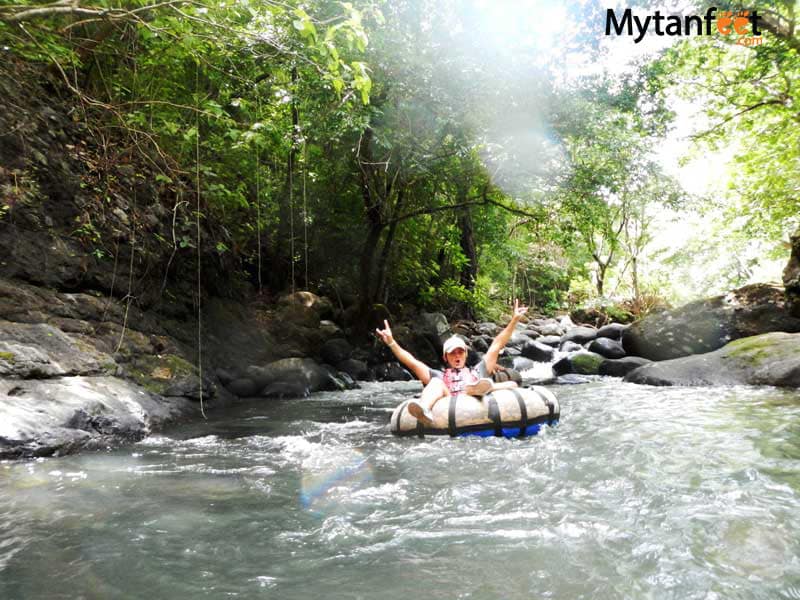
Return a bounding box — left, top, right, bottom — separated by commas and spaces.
442, 366, 480, 395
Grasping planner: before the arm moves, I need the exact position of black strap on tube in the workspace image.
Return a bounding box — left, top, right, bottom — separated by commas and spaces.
511, 388, 528, 438
486, 394, 502, 437
448, 395, 458, 437
394, 400, 409, 432
542, 393, 555, 424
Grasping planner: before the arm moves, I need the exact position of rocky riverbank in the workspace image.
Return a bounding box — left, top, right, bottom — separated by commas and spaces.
3, 60, 800, 460
3, 274, 800, 458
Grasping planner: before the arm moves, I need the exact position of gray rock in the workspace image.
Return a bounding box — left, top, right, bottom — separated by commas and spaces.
528, 318, 563, 336
561, 326, 598, 345
246, 358, 335, 394
535, 323, 564, 337
560, 341, 583, 353
500, 346, 521, 357
319, 364, 358, 391
420, 312, 451, 341
338, 358, 370, 381
319, 320, 343, 339
622, 283, 800, 361
262, 381, 309, 398
277, 291, 334, 319
596, 323, 628, 340
372, 362, 413, 382
507, 332, 534, 349
538, 335, 562, 347
477, 322, 501, 336
599, 356, 651, 377
215, 368, 234, 386
624, 332, 800, 387
520, 340, 556, 362
0, 376, 195, 458
0, 321, 109, 378
553, 351, 605, 376
226, 377, 259, 397
320, 338, 352, 366
512, 357, 536, 372
588, 337, 626, 359
471, 336, 490, 353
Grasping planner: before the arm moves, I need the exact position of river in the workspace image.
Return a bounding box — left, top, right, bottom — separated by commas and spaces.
2, 379, 800, 599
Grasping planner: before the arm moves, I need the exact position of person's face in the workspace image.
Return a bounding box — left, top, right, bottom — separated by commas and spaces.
445, 347, 467, 368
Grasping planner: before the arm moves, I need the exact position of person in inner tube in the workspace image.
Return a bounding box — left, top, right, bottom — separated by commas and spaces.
375, 299, 528, 426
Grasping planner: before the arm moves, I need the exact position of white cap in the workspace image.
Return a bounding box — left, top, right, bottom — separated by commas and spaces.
442, 336, 468, 355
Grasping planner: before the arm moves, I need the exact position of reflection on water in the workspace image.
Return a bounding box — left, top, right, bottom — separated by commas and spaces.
1, 380, 800, 599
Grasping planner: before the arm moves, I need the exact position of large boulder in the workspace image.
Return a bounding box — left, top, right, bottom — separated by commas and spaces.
0, 321, 110, 378
622, 284, 800, 361
785, 225, 800, 318
417, 312, 451, 349
624, 332, 800, 387
245, 358, 336, 395
0, 376, 195, 458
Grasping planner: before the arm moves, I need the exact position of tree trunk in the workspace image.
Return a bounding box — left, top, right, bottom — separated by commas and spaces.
595, 263, 606, 296
374, 189, 405, 303
457, 205, 477, 320
631, 256, 640, 301
784, 225, 800, 317
275, 66, 300, 290
356, 126, 386, 316
359, 222, 384, 309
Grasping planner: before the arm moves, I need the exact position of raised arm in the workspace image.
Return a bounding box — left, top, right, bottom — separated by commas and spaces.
483, 299, 528, 375
375, 320, 432, 384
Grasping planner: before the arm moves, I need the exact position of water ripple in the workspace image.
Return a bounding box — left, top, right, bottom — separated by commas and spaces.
1, 380, 800, 600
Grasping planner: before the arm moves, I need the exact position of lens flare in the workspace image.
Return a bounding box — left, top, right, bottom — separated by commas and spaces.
300, 448, 373, 516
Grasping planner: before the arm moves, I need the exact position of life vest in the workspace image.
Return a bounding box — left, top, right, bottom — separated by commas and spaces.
441, 366, 480, 394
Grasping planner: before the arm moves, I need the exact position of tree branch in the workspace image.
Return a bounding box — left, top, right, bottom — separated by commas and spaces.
691, 99, 788, 139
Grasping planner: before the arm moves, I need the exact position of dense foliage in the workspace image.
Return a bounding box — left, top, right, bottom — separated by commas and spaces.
1, 0, 796, 320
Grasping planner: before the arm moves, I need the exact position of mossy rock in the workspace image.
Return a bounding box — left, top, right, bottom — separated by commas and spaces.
127, 353, 199, 395
625, 332, 800, 387
0, 351, 16, 364
725, 334, 797, 365
570, 352, 605, 375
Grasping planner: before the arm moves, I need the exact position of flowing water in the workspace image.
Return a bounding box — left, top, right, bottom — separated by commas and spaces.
2, 379, 800, 599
